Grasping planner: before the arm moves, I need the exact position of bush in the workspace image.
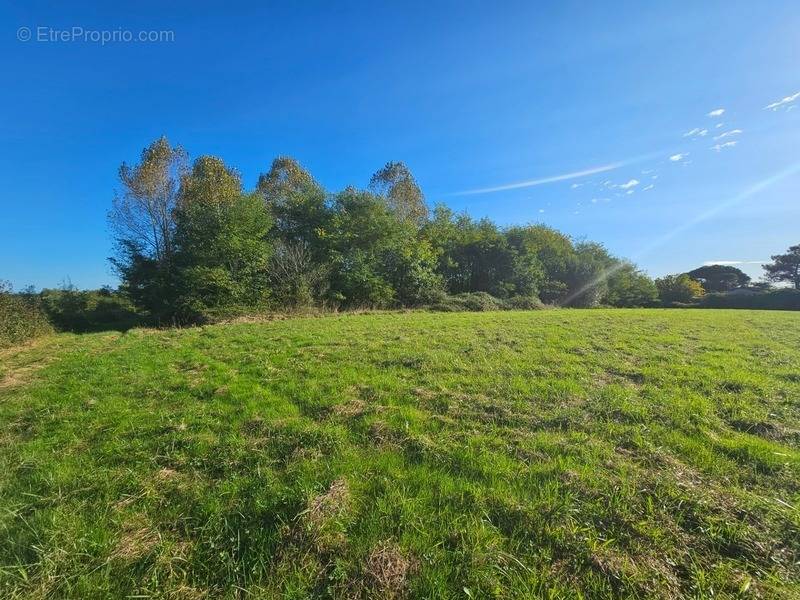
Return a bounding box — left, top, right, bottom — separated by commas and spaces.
696, 289, 800, 310
505, 295, 546, 310
428, 292, 545, 312
40, 287, 140, 332
0, 282, 53, 348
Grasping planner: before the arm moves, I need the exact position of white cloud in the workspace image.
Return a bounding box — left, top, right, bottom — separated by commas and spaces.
669, 153, 688, 162
714, 129, 742, 141
707, 108, 725, 117
618, 179, 639, 189
451, 163, 623, 195
764, 91, 800, 111
715, 123, 724, 128
711, 141, 737, 152
538, 209, 545, 213
570, 183, 581, 189
683, 127, 708, 137
625, 189, 634, 195
643, 184, 654, 191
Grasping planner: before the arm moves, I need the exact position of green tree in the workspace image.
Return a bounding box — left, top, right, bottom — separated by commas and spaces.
109, 137, 188, 320
369, 162, 428, 225
604, 263, 658, 307
328, 188, 441, 307
686, 265, 750, 292
256, 157, 330, 254
505, 224, 574, 303
656, 274, 705, 304
423, 207, 521, 297
173, 156, 273, 319
763, 245, 800, 289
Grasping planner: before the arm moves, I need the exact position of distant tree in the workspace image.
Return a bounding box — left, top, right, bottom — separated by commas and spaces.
763, 244, 800, 290
327, 188, 442, 307
686, 264, 750, 292
561, 242, 618, 307
110, 137, 188, 266
505, 224, 574, 303
369, 162, 428, 225
256, 157, 330, 258
173, 156, 273, 319
424, 207, 520, 297
604, 262, 659, 307
109, 137, 188, 320
655, 274, 705, 304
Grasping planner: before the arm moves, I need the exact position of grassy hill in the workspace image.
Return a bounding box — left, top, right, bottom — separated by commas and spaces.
1, 309, 799, 598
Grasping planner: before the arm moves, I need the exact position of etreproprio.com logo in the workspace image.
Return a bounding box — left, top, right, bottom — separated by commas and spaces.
17, 26, 175, 45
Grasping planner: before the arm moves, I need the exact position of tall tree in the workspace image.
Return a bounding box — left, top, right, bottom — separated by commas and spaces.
369, 162, 428, 225
256, 157, 329, 251
763, 245, 800, 290
109, 137, 188, 320
109, 137, 188, 265
686, 264, 750, 292
173, 157, 273, 318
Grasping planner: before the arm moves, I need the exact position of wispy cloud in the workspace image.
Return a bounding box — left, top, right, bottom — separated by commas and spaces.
764, 91, 800, 111
450, 163, 623, 196
702, 260, 766, 266
618, 179, 639, 189
707, 108, 725, 117
643, 184, 654, 191
683, 127, 708, 137
713, 129, 742, 141
711, 141, 737, 152
669, 153, 688, 162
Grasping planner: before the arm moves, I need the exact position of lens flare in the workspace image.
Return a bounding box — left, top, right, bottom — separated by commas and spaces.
559, 161, 800, 306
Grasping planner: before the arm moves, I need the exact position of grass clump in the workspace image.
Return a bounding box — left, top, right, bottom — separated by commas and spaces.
0, 309, 799, 597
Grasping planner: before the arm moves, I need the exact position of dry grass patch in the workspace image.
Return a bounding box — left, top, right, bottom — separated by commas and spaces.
364, 540, 416, 599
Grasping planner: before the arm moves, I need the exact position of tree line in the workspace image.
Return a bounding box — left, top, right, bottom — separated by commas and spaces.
106, 137, 800, 324
108, 137, 662, 323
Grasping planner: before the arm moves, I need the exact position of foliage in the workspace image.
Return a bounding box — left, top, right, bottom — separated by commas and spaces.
697, 288, 800, 310
172, 157, 273, 321
655, 273, 705, 304
2, 311, 800, 597
763, 244, 800, 290
424, 206, 531, 298
604, 262, 659, 307
109, 137, 188, 322
326, 188, 442, 308
39, 285, 139, 332
686, 264, 751, 292
0, 282, 52, 347
107, 138, 663, 320
369, 161, 428, 225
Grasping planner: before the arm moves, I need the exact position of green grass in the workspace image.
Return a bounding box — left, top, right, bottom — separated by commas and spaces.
1, 309, 799, 598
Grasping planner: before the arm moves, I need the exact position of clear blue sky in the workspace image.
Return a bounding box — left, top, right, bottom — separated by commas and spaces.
2, 1, 799, 290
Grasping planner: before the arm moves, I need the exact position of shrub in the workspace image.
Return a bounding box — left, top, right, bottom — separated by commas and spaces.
696, 289, 800, 310
656, 274, 705, 305
428, 292, 545, 312
0, 282, 53, 347
40, 286, 140, 332
505, 295, 546, 310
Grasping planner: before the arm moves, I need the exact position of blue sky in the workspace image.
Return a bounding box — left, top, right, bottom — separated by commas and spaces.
2, 0, 798, 289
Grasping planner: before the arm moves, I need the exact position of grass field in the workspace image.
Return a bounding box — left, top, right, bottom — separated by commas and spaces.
1, 309, 799, 599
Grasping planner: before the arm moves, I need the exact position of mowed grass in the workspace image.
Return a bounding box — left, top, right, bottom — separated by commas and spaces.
1, 310, 799, 599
